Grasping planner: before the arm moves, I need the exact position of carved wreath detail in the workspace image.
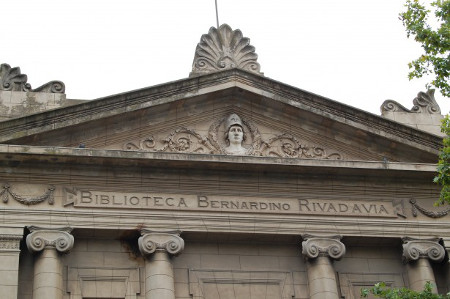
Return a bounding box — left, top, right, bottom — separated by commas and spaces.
123, 115, 342, 159
410, 199, 450, 218
0, 183, 55, 205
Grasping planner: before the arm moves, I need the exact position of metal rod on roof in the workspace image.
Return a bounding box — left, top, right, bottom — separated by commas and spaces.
215, 0, 220, 28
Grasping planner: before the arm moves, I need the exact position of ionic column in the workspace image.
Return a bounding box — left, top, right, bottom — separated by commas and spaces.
138, 230, 184, 299
26, 226, 74, 299
302, 235, 345, 299
0, 230, 23, 299
402, 237, 445, 292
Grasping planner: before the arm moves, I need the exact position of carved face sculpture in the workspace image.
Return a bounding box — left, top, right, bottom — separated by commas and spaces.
227, 125, 244, 145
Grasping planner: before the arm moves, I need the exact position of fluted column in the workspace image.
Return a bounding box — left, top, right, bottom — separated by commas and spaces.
402, 237, 445, 292
26, 227, 74, 299
0, 231, 23, 299
138, 230, 184, 299
302, 235, 345, 299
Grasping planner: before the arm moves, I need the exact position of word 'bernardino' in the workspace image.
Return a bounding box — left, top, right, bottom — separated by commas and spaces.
63, 188, 398, 218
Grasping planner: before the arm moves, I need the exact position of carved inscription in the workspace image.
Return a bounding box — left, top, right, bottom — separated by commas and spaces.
64, 189, 397, 218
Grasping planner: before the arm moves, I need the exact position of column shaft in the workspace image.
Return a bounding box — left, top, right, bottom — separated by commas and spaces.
301, 235, 345, 299
406, 259, 437, 292
33, 248, 64, 299
26, 227, 74, 299
402, 237, 445, 293
145, 251, 175, 299
138, 231, 184, 299
307, 256, 340, 299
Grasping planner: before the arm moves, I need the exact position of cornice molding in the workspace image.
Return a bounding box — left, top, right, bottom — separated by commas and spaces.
0, 145, 438, 177
0, 69, 442, 153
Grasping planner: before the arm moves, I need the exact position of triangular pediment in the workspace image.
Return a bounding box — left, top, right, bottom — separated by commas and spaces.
0, 69, 442, 163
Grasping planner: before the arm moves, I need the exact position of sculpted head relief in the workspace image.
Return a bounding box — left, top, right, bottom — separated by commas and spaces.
224, 114, 248, 155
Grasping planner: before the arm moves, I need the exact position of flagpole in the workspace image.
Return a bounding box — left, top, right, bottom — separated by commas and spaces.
215, 0, 220, 28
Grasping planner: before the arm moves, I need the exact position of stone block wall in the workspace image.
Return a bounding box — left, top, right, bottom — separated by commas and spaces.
0, 90, 67, 121
15, 235, 429, 299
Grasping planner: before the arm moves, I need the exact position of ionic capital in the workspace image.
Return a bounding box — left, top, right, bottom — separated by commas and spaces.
301, 234, 345, 260
26, 226, 74, 253
402, 237, 445, 263
138, 230, 184, 257
0, 234, 22, 252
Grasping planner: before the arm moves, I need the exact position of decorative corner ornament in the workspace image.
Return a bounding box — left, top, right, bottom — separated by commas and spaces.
0, 183, 54, 205
138, 230, 184, 256
380, 89, 440, 114
190, 24, 263, 77
0, 63, 65, 93
301, 234, 345, 260
402, 237, 445, 263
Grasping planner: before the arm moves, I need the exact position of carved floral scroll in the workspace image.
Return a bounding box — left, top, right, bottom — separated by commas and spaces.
123, 114, 342, 160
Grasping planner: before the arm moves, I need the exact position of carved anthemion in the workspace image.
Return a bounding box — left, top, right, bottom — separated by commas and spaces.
0, 63, 65, 93
123, 113, 343, 159
138, 231, 184, 256
301, 235, 346, 260
26, 226, 74, 253
402, 237, 445, 263
381, 89, 440, 114
1, 183, 54, 205
190, 24, 262, 77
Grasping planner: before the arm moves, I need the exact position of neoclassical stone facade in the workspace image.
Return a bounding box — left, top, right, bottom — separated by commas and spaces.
0, 24, 448, 298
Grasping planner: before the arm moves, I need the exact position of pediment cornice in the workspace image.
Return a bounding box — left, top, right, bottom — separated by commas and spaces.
0, 69, 442, 155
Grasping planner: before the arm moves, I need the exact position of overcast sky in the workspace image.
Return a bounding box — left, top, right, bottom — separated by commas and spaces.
3, 0, 448, 116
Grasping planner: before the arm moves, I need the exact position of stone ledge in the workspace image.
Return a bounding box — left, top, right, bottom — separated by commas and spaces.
0, 144, 438, 176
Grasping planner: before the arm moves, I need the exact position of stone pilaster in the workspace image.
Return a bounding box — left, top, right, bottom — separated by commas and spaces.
26, 226, 74, 299
402, 237, 445, 292
0, 231, 23, 299
302, 235, 345, 299
138, 230, 184, 299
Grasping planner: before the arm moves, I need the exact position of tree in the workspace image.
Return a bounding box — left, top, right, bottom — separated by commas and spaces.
399, 0, 449, 97
400, 0, 449, 205
361, 281, 450, 298
434, 115, 450, 205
